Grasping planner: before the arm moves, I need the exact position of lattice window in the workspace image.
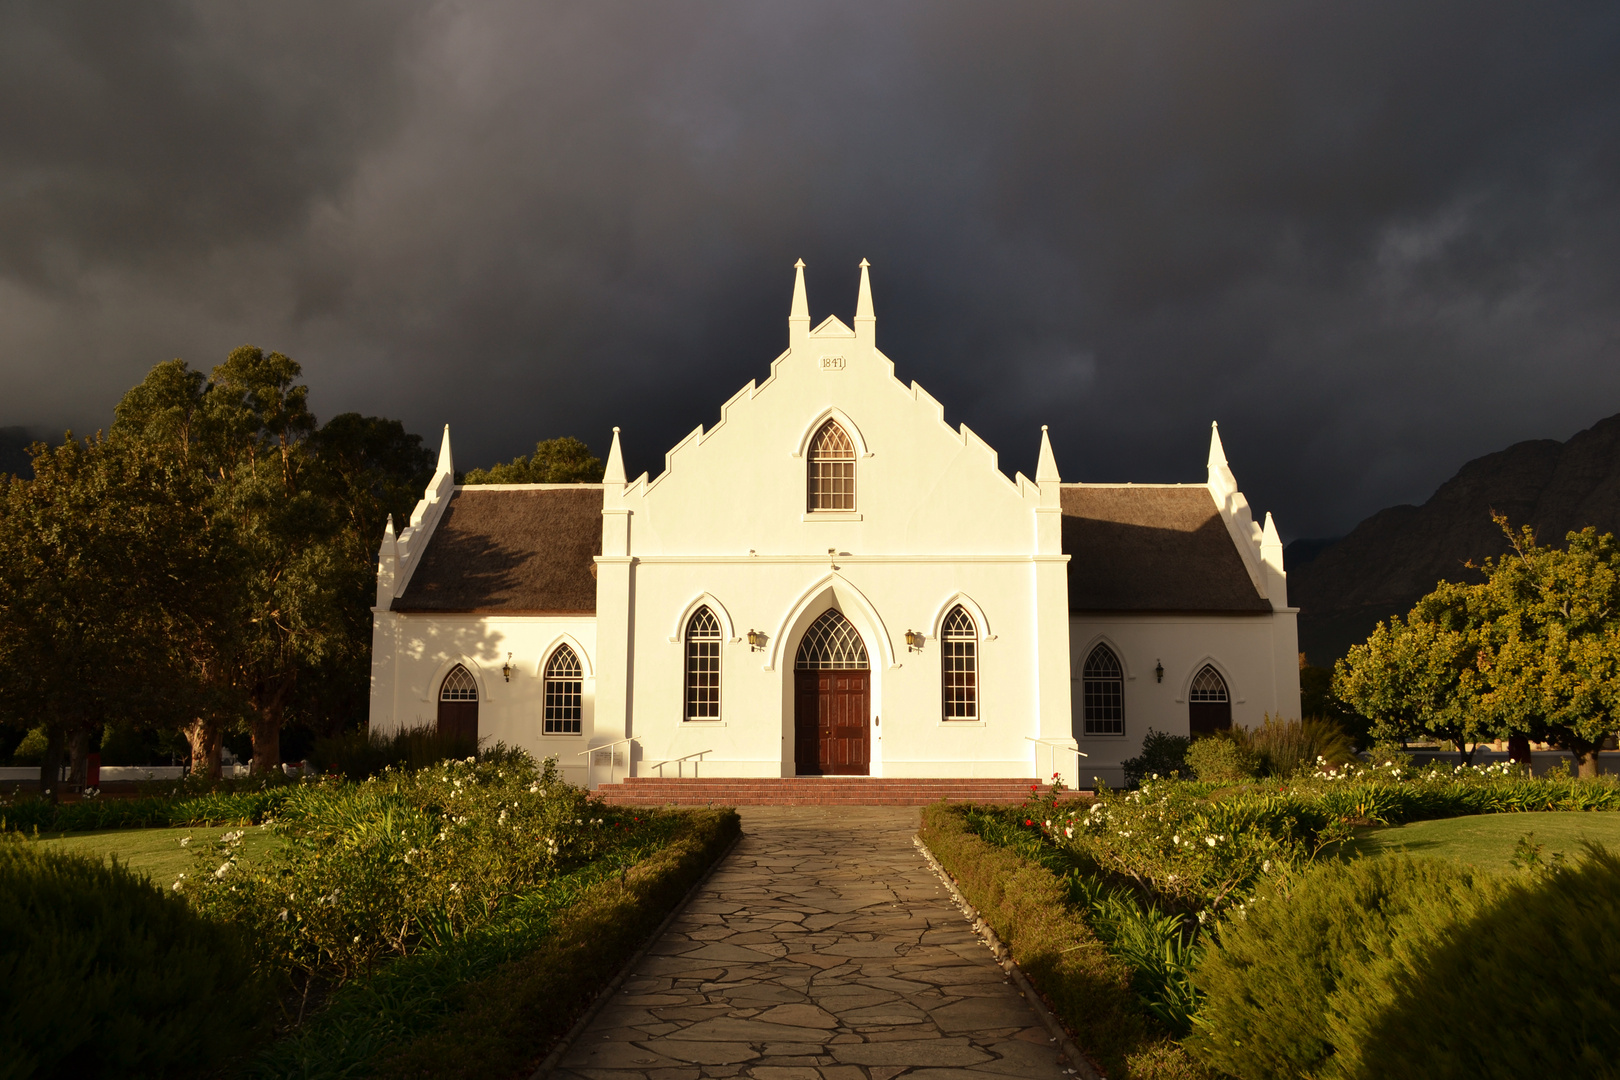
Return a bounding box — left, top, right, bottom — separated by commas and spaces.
1082, 645, 1124, 735
1189, 665, 1229, 702
941, 605, 978, 721
807, 420, 855, 511
684, 606, 722, 721
440, 665, 478, 701
794, 609, 869, 669
543, 647, 583, 734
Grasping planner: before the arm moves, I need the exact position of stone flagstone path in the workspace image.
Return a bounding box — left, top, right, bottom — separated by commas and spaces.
552, 806, 1076, 1079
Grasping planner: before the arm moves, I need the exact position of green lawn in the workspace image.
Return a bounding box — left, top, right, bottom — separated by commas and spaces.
1350, 811, 1620, 874
31, 823, 282, 885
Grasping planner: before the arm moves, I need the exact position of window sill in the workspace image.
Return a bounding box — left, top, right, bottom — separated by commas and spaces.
937, 720, 987, 728
1081, 732, 1128, 738
682, 719, 727, 727
801, 512, 862, 521
540, 731, 585, 737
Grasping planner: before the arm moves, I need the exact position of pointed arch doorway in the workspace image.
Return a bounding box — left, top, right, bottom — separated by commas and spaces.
793, 610, 871, 775
437, 665, 479, 746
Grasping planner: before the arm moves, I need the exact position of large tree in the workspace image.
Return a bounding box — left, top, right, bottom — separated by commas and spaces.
461, 436, 603, 484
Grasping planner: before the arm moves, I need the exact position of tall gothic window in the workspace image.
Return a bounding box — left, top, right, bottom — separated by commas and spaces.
941, 606, 978, 721
543, 646, 583, 735
1082, 644, 1124, 735
808, 420, 856, 511
684, 606, 722, 721
439, 665, 478, 701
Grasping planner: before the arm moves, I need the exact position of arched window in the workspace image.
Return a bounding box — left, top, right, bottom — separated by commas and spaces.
1188, 665, 1232, 736
941, 605, 978, 721
808, 420, 856, 511
794, 609, 869, 669
684, 606, 722, 721
1082, 645, 1124, 735
440, 665, 478, 701
543, 646, 583, 735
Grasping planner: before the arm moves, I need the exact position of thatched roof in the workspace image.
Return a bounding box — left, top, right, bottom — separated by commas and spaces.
1061, 486, 1271, 613
392, 487, 602, 614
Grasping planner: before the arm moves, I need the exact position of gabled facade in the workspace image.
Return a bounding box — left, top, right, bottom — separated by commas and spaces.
368, 261, 1302, 788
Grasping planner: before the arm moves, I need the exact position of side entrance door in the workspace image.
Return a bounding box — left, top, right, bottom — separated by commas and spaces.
437, 664, 480, 748
794, 668, 870, 775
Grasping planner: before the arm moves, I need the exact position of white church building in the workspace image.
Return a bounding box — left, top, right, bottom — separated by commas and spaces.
368, 261, 1301, 789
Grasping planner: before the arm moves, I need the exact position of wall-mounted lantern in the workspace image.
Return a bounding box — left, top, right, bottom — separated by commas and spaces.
1155, 660, 1164, 683
502, 653, 513, 682
905, 629, 922, 651
747, 629, 764, 650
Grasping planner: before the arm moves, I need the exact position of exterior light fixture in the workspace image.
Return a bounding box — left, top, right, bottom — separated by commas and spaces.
1155, 660, 1164, 683
502, 653, 513, 682
747, 629, 764, 650
905, 630, 921, 651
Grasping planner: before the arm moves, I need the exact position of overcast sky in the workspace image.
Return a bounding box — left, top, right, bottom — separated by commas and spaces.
3, 1, 1618, 539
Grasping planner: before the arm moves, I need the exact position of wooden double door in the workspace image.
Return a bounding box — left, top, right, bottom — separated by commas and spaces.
794, 669, 870, 775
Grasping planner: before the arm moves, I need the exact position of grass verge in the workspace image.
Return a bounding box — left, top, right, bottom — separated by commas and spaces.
252, 806, 740, 1079
919, 803, 1206, 1080
31, 823, 281, 882
1346, 810, 1620, 873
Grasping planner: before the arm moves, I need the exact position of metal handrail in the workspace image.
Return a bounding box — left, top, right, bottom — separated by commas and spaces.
575, 737, 637, 789
1025, 735, 1087, 784
648, 749, 713, 779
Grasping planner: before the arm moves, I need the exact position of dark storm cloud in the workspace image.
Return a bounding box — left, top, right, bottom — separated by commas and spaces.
3, 1, 1618, 539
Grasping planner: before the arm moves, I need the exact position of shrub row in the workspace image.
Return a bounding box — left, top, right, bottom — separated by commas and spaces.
0, 838, 267, 1079
1191, 845, 1620, 1079
0, 784, 292, 834
918, 803, 1206, 1080
252, 806, 741, 1079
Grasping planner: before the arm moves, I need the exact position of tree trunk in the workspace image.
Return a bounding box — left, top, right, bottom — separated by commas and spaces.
67, 727, 90, 789
38, 727, 66, 803
1507, 735, 1533, 767
1570, 746, 1603, 778
184, 718, 222, 780
250, 706, 281, 776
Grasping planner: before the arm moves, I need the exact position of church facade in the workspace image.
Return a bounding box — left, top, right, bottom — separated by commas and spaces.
368, 262, 1301, 789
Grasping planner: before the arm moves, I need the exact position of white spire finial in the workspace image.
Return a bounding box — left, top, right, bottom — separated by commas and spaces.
790, 259, 809, 323
1036, 424, 1061, 483
603, 426, 626, 485
383, 513, 396, 540
855, 258, 874, 322
436, 423, 453, 476
1207, 421, 1228, 469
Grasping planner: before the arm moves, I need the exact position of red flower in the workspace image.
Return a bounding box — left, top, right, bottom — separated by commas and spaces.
1024, 818, 1034, 826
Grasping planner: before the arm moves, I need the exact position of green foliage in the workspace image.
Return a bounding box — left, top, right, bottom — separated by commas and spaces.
920, 804, 1206, 1080
462, 436, 604, 484
1244, 715, 1356, 778
1300, 662, 1372, 748
11, 725, 48, 764
0, 837, 268, 1078
310, 723, 479, 780
1336, 844, 1620, 1079
1335, 518, 1620, 773
1123, 728, 1192, 786
1186, 855, 1497, 1080
1184, 734, 1259, 783
182, 752, 639, 989
0, 783, 291, 834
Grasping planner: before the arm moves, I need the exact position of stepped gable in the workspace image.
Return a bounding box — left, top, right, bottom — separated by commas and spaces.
1292, 412, 1620, 663
392, 486, 602, 613
1060, 485, 1270, 613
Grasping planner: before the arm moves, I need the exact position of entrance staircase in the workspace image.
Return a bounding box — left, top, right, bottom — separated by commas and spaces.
593, 776, 1085, 806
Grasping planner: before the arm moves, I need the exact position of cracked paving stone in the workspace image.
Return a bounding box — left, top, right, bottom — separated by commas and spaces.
553, 806, 1072, 1078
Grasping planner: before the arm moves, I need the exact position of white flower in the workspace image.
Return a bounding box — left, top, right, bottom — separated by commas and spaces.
178, 837, 191, 847
465, 756, 476, 764
214, 862, 233, 878
1262, 860, 1273, 873
1205, 836, 1218, 847
449, 882, 461, 893
1173, 835, 1181, 845
498, 810, 508, 824
1064, 826, 1074, 839
353, 935, 362, 944
278, 908, 289, 921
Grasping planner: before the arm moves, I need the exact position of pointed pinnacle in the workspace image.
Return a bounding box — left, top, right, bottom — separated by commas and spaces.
603, 426, 626, 485
790, 259, 809, 322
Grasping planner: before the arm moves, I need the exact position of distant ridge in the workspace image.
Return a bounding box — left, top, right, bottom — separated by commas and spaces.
1291, 412, 1620, 665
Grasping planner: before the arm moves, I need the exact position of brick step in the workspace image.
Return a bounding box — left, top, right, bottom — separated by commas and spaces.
594, 776, 1086, 806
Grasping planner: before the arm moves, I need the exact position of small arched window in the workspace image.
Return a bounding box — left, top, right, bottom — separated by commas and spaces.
941, 606, 978, 721
794, 609, 869, 669
808, 420, 856, 511
1189, 665, 1232, 736
439, 665, 478, 701
1082, 645, 1124, 735
684, 607, 722, 721
543, 646, 583, 735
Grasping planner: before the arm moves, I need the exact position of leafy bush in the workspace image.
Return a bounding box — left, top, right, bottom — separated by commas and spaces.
919, 804, 1205, 1080
310, 723, 480, 781
11, 725, 48, 765
1333, 843, 1620, 1080
1244, 715, 1356, 777
1123, 728, 1193, 786
0, 838, 267, 1078
0, 783, 292, 834
1186, 855, 1496, 1079
1184, 735, 1259, 783
183, 751, 645, 989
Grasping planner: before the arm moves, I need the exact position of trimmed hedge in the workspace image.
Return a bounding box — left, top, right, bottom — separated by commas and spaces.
0, 839, 268, 1078
0, 786, 290, 834
919, 803, 1206, 1080
366, 807, 741, 1078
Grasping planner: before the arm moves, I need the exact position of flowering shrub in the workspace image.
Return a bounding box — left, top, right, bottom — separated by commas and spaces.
182, 751, 658, 987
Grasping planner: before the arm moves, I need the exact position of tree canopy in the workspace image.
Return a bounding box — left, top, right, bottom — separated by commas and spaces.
1334, 517, 1620, 775
461, 436, 603, 484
